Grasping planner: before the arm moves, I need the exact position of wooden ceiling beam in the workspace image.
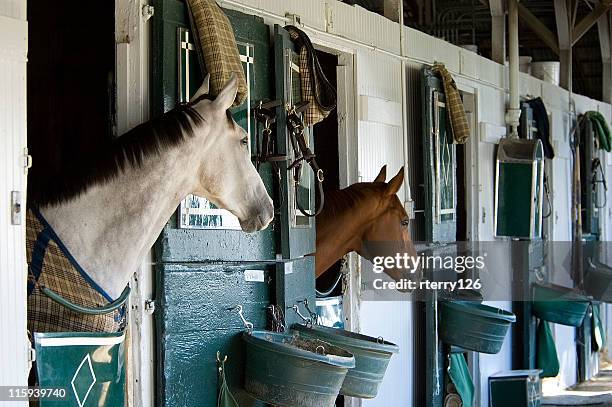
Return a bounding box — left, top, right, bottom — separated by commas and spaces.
517, 2, 560, 55
572, 1, 612, 46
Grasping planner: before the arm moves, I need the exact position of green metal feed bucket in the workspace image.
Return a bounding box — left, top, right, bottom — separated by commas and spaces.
532, 283, 590, 327
243, 330, 355, 407
439, 301, 516, 354
291, 324, 399, 399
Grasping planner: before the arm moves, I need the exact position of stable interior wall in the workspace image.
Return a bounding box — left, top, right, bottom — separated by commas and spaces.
189, 1, 612, 405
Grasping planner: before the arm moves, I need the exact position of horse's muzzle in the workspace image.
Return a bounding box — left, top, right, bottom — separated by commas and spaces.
239, 199, 274, 233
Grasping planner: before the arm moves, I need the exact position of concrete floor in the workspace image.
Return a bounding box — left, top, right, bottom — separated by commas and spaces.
542, 365, 612, 406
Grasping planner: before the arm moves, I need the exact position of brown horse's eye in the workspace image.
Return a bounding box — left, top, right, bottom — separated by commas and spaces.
401, 219, 410, 227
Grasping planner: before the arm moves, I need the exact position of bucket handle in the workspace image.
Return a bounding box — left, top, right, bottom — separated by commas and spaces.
41, 284, 130, 315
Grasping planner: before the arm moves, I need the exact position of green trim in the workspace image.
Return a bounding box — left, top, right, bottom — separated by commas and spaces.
41, 284, 130, 315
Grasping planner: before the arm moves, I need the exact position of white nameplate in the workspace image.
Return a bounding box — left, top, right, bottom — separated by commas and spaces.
244, 269, 265, 282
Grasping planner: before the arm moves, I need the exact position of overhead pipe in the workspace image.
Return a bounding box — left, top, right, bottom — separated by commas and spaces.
506, 0, 521, 138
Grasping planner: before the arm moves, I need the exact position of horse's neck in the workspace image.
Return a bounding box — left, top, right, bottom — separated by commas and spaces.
41, 141, 196, 299
315, 189, 373, 277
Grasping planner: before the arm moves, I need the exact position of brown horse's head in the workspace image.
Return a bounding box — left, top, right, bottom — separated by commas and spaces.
355, 166, 419, 283
315, 165, 420, 285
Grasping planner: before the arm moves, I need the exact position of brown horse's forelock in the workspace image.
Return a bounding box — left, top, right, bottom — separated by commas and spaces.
29, 103, 208, 207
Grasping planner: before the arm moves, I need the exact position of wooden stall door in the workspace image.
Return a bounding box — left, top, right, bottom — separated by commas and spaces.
152, 3, 274, 406
273, 25, 317, 259
421, 67, 458, 407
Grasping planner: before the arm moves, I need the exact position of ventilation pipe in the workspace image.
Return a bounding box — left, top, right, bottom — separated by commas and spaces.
506, 0, 521, 138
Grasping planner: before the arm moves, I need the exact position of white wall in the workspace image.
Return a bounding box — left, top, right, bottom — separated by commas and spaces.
0, 2, 29, 404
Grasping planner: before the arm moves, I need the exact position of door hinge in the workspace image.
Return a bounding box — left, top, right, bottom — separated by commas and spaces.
28, 347, 36, 363
144, 299, 156, 315
11, 191, 22, 225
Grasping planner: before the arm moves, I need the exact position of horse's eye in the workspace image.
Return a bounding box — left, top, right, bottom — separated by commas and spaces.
401, 219, 410, 227
241, 137, 249, 146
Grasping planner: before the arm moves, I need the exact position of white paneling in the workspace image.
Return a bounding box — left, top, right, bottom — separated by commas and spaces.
478, 85, 506, 126
477, 142, 497, 240
327, 2, 400, 54
519, 73, 543, 98
478, 58, 505, 87
358, 121, 405, 201
542, 81, 570, 110
263, 0, 327, 31
574, 93, 598, 115
555, 325, 578, 389
0, 11, 28, 405
404, 27, 461, 72
357, 51, 402, 101
360, 301, 412, 407
479, 122, 506, 144
478, 301, 514, 407
358, 95, 402, 127
459, 49, 480, 79
0, 0, 24, 19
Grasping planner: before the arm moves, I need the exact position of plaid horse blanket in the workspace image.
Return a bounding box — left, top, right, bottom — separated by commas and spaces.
27, 209, 124, 333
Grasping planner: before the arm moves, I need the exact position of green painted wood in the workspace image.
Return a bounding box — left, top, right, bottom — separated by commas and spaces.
152, 0, 277, 263
421, 68, 457, 243
275, 256, 316, 329
274, 25, 316, 259
421, 67, 458, 407
156, 262, 273, 407
581, 119, 601, 236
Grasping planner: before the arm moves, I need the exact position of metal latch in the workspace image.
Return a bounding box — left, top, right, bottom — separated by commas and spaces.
28, 347, 36, 363
144, 299, 156, 315
11, 191, 21, 225
23, 148, 32, 174
142, 5, 154, 21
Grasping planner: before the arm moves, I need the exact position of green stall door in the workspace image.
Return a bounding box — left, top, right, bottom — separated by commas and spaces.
152, 0, 276, 262
156, 262, 274, 406
273, 25, 317, 259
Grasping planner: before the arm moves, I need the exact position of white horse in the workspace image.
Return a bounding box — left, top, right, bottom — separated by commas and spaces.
29, 75, 274, 328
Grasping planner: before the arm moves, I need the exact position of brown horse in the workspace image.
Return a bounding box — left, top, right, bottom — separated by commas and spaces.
315, 165, 418, 282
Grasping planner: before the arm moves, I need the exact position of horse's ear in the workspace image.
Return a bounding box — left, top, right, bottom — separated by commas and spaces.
190, 74, 210, 102
212, 74, 238, 112
386, 167, 404, 196
373, 165, 387, 183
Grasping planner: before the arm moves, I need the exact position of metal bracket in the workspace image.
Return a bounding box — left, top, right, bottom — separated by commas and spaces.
144, 299, 155, 315
23, 148, 32, 174
28, 347, 36, 363
142, 4, 154, 22
285, 12, 301, 26
11, 191, 21, 225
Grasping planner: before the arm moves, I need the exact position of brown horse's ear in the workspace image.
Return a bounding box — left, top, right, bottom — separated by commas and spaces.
373, 165, 387, 183
386, 167, 404, 196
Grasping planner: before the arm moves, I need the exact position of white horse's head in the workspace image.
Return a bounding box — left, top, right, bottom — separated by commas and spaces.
188, 75, 274, 232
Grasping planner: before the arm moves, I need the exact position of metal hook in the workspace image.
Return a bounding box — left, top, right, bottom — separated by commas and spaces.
298, 298, 318, 325
290, 304, 311, 325
316, 345, 326, 355
216, 350, 228, 364
231, 305, 254, 333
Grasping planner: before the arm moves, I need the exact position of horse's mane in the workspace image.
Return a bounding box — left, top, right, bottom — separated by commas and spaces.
321, 183, 383, 221
28, 104, 204, 206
